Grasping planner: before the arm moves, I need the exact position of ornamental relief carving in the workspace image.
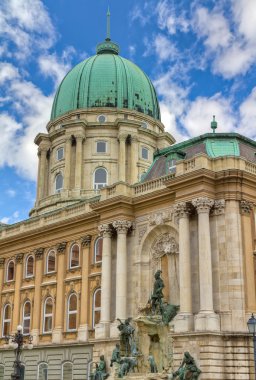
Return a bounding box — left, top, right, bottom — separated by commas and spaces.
211, 199, 226, 215
152, 233, 179, 262
240, 200, 253, 214
148, 209, 173, 226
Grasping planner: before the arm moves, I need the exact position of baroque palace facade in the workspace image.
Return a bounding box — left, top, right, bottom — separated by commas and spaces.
0, 32, 256, 380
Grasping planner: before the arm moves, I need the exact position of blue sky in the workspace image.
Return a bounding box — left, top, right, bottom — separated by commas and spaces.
0, 0, 256, 224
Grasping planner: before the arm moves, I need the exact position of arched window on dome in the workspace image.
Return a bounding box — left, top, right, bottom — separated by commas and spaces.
94, 237, 103, 263
92, 288, 101, 328
94, 167, 107, 190
55, 173, 63, 193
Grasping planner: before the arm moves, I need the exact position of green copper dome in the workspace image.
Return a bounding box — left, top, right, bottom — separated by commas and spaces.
51, 41, 160, 121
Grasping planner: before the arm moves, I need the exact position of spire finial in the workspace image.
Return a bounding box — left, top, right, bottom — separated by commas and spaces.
106, 6, 111, 41
211, 115, 218, 133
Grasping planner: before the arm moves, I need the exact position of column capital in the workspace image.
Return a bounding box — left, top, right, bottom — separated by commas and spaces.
98, 224, 112, 238
57, 242, 68, 254
118, 134, 127, 142
174, 202, 191, 219
15, 253, 24, 264
0, 258, 5, 268
211, 199, 226, 216
240, 200, 253, 215
75, 135, 85, 142
131, 135, 138, 143
35, 247, 45, 260
192, 197, 214, 214
81, 235, 92, 247
112, 220, 132, 234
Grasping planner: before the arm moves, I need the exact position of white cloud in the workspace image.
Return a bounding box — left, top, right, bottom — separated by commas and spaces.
1, 210, 20, 224
156, 0, 189, 34
160, 102, 188, 142
239, 87, 256, 139
0, 62, 19, 84
181, 94, 236, 137
6, 189, 16, 198
0, 217, 10, 224
154, 34, 177, 62
232, 0, 256, 43
0, 0, 56, 60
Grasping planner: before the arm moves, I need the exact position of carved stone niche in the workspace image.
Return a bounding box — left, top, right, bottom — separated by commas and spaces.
152, 233, 179, 262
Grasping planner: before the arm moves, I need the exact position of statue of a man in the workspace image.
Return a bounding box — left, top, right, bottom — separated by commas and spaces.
117, 318, 135, 355
94, 355, 109, 380
173, 352, 201, 380
148, 354, 158, 373
110, 344, 121, 367
151, 270, 164, 312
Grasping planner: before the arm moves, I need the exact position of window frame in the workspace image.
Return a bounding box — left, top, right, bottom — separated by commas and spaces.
55, 172, 63, 193
92, 288, 101, 328
6, 260, 15, 282
43, 297, 53, 334
93, 167, 108, 190
37, 362, 48, 380
2, 303, 11, 337
94, 237, 103, 263
69, 244, 80, 269
62, 361, 73, 380
22, 300, 31, 335
25, 255, 34, 278
67, 293, 78, 332
46, 250, 56, 274
56, 147, 64, 161
96, 140, 107, 154
141, 146, 149, 160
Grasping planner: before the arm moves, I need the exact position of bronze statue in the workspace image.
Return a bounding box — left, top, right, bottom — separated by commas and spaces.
93, 355, 109, 380
150, 270, 164, 313
173, 352, 201, 380
148, 354, 158, 373
117, 318, 135, 355
110, 344, 120, 367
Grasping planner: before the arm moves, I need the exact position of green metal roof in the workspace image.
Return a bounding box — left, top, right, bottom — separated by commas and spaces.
205, 138, 240, 157
51, 42, 160, 121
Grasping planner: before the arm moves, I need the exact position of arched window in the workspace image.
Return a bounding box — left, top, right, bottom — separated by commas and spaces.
69, 244, 80, 268
94, 167, 107, 190
6, 260, 14, 282
141, 147, 149, 160
92, 288, 101, 328
43, 297, 53, 333
94, 237, 103, 263
67, 293, 77, 331
56, 147, 64, 161
25, 255, 34, 277
38, 363, 48, 380
23, 300, 31, 335
55, 173, 63, 192
0, 364, 4, 380
62, 362, 73, 380
46, 250, 56, 273
2, 304, 11, 337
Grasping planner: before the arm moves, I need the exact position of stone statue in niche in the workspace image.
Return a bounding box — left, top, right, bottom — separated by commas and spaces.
173, 352, 201, 379
150, 269, 164, 313
148, 353, 158, 373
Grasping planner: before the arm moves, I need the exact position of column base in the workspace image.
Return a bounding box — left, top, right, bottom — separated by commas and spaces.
52, 327, 63, 343
194, 311, 220, 331
30, 329, 40, 345
77, 324, 89, 342
95, 322, 110, 339
110, 321, 120, 338
174, 313, 194, 332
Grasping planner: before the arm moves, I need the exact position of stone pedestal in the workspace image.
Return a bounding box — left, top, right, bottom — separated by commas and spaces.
174, 313, 194, 332
194, 311, 220, 331
77, 324, 89, 342
95, 322, 111, 339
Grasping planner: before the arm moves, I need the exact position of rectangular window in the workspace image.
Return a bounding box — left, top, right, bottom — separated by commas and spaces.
168, 159, 176, 172
96, 141, 107, 153
57, 147, 64, 160
142, 147, 149, 160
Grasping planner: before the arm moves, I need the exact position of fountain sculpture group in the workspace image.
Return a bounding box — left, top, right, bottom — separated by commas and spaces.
92, 270, 201, 380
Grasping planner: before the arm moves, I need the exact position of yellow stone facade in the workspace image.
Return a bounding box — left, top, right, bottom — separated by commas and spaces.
0, 107, 256, 379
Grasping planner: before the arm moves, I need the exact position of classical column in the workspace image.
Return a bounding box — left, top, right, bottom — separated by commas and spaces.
31, 248, 44, 344
52, 242, 67, 343
64, 136, 72, 191
75, 136, 84, 190
130, 135, 138, 184
118, 135, 126, 182
192, 197, 220, 331
37, 147, 48, 200
78, 235, 92, 341
112, 220, 131, 320
174, 202, 193, 332
95, 225, 112, 339
240, 201, 256, 312
12, 254, 24, 333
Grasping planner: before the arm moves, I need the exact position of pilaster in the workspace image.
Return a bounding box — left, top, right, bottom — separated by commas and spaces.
118, 135, 126, 182
130, 135, 138, 184
31, 247, 44, 344
75, 135, 84, 190
12, 254, 24, 333
64, 136, 72, 191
